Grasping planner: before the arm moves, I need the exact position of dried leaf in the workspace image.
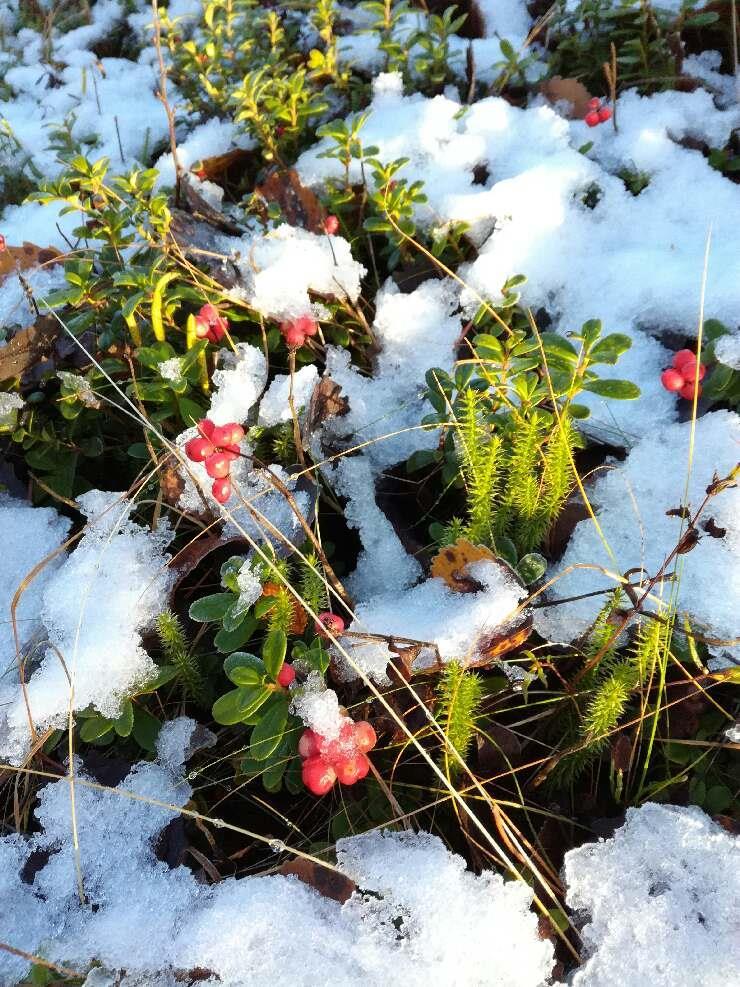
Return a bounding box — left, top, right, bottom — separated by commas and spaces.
474, 617, 533, 663
0, 242, 63, 283
181, 173, 242, 235
277, 857, 356, 904
160, 461, 185, 506
195, 147, 254, 185
254, 168, 326, 233
304, 375, 349, 445
169, 210, 241, 289
540, 76, 594, 120
430, 538, 497, 593
0, 315, 61, 381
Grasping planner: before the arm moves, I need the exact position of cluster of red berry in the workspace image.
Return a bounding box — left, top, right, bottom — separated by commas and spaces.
585, 98, 613, 128
184, 418, 245, 504
660, 350, 706, 401
279, 314, 319, 350
194, 303, 228, 344
299, 718, 377, 795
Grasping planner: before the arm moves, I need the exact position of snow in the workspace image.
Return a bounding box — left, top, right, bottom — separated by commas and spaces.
224, 223, 366, 321
0, 264, 67, 332
534, 411, 740, 666
338, 558, 528, 684
0, 495, 71, 662
317, 279, 461, 599
299, 79, 740, 448
258, 364, 319, 426
290, 670, 346, 741
154, 118, 256, 189
0, 490, 175, 763
0, 717, 554, 986
563, 802, 740, 987
714, 333, 740, 370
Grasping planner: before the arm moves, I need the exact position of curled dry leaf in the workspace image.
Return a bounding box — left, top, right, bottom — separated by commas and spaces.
254, 168, 326, 233
540, 76, 594, 120
276, 857, 356, 904
430, 538, 497, 593
0, 242, 63, 284
0, 315, 61, 381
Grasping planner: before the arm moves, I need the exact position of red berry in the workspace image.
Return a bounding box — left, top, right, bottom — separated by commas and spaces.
585, 111, 601, 128
333, 753, 370, 786
598, 106, 612, 123
302, 756, 336, 795
211, 423, 245, 447
298, 729, 322, 759
321, 719, 356, 762
197, 418, 216, 440
672, 349, 697, 371
205, 452, 232, 478
277, 663, 296, 687
587, 97, 601, 110
281, 323, 306, 349
678, 360, 706, 382
195, 303, 228, 345
315, 612, 345, 637
353, 721, 377, 754
294, 315, 318, 339
679, 381, 702, 401
660, 369, 684, 392
211, 476, 232, 504
184, 436, 215, 462
0, 233, 6, 252
324, 215, 339, 235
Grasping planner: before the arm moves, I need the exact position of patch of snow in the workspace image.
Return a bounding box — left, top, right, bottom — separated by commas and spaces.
0, 491, 174, 763
564, 802, 740, 987
534, 411, 740, 667
0, 731, 553, 986
258, 364, 319, 426
224, 223, 366, 321
714, 333, 740, 370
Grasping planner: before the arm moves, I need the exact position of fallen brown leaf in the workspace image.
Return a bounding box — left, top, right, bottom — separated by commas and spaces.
430, 538, 497, 593
254, 168, 326, 233
0, 242, 63, 284
277, 857, 356, 904
0, 315, 61, 381
540, 76, 594, 120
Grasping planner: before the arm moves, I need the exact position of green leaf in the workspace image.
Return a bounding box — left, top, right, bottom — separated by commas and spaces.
132, 706, 161, 751
704, 784, 732, 814
582, 378, 640, 400
224, 652, 265, 686
249, 698, 289, 761
496, 536, 518, 568
540, 332, 579, 365
79, 714, 114, 742
589, 333, 632, 365
579, 319, 602, 346
685, 11, 719, 26
702, 363, 734, 400
188, 593, 234, 622
474, 333, 504, 362
262, 755, 288, 791
214, 615, 257, 654
284, 755, 304, 794
406, 449, 439, 473
138, 664, 179, 694
262, 628, 287, 678
516, 553, 547, 585
212, 686, 271, 725
113, 699, 134, 737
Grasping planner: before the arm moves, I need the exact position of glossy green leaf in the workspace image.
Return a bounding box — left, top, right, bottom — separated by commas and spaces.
582, 378, 640, 400
249, 698, 289, 761
188, 593, 234, 623
262, 628, 287, 679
